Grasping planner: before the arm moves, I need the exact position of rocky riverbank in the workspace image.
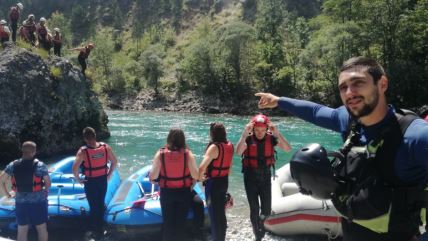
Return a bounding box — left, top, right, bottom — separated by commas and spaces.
0, 45, 109, 161
106, 90, 291, 117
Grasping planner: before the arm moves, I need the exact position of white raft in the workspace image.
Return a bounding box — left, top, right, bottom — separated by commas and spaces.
264, 163, 342, 237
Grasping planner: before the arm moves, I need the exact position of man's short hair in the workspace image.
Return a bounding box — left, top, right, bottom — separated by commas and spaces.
22, 141, 36, 152
340, 56, 386, 84
82, 127, 96, 140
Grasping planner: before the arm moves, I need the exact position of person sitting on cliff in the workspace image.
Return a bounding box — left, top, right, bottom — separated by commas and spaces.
70, 43, 95, 77
0, 20, 11, 47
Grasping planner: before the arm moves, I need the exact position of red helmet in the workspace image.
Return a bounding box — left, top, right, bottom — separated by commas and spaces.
252, 114, 270, 128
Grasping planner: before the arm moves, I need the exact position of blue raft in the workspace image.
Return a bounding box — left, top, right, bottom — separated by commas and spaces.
0, 156, 121, 231
105, 165, 208, 238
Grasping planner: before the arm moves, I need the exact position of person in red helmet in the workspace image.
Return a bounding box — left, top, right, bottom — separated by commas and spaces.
236, 114, 291, 241
71, 43, 95, 76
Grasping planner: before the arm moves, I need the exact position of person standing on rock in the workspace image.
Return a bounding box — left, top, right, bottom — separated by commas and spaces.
8, 2, 23, 43
0, 20, 11, 47
149, 128, 199, 241
236, 114, 292, 241
36, 17, 51, 52
71, 43, 95, 76
52, 28, 62, 57
0, 141, 50, 241
23, 14, 36, 46
72, 127, 118, 239
199, 122, 234, 241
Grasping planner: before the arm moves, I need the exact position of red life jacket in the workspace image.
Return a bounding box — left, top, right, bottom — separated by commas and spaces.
81, 142, 109, 178
0, 26, 9, 39
24, 21, 36, 33
9, 7, 20, 22
37, 25, 47, 37
11, 159, 44, 192
159, 148, 192, 189
207, 141, 234, 178
242, 134, 276, 170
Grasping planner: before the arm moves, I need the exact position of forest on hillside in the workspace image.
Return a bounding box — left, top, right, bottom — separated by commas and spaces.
0, 0, 427, 109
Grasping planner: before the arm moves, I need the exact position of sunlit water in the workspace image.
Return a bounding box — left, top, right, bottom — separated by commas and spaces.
105, 111, 342, 209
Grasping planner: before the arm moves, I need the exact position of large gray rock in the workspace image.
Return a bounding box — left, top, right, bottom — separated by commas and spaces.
0, 46, 109, 162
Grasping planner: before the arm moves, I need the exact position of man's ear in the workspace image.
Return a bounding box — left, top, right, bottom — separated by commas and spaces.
379, 75, 388, 92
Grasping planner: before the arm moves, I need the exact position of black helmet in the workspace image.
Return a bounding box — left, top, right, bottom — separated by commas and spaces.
290, 143, 339, 200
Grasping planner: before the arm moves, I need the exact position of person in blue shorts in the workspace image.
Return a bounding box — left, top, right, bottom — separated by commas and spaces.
256, 56, 428, 241
0, 141, 51, 241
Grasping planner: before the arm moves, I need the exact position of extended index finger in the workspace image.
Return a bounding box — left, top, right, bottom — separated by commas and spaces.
255, 92, 267, 97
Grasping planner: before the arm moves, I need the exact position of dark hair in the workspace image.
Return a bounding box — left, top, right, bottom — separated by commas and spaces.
340, 56, 386, 84
210, 122, 227, 143
166, 128, 186, 150
419, 105, 428, 118
82, 127, 96, 141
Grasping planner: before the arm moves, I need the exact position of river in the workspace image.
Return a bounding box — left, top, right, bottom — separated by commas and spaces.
1, 111, 343, 241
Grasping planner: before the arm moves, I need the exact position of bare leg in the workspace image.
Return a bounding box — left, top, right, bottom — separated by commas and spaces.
35, 223, 48, 241
17, 225, 29, 241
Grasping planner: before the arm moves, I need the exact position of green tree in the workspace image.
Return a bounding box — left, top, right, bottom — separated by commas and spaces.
91, 30, 117, 93
141, 45, 165, 95
70, 5, 92, 45
212, 21, 255, 87
48, 11, 72, 51
254, 0, 286, 91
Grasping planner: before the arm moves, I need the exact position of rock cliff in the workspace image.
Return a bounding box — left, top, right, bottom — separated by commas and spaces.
0, 45, 109, 162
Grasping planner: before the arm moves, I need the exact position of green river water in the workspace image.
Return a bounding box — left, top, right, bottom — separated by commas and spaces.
105, 110, 343, 207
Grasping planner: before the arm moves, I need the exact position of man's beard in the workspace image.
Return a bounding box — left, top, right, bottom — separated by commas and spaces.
346, 90, 379, 119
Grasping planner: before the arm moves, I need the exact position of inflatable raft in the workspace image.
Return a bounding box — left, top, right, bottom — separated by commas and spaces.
105, 165, 207, 238
0, 156, 121, 231
264, 163, 342, 238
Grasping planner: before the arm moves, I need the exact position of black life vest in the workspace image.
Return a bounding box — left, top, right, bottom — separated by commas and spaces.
159, 147, 192, 189
11, 159, 44, 192
207, 141, 234, 178
242, 134, 276, 170
331, 109, 424, 234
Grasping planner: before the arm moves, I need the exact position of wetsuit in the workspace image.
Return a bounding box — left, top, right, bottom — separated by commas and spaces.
8, 6, 20, 43
278, 97, 428, 241
78, 47, 91, 76
205, 142, 233, 241
80, 143, 109, 234
242, 135, 278, 240
53, 33, 61, 56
